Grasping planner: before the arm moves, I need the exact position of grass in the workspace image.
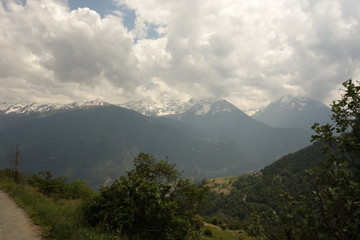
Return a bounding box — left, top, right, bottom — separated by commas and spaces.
0, 175, 253, 240
0, 179, 123, 240
201, 223, 255, 240
204, 176, 239, 195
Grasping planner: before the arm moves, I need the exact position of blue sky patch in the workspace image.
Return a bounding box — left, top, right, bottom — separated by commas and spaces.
68, 0, 135, 31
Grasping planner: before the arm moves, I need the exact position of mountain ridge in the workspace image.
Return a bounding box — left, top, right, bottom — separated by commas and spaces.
252, 95, 331, 129
0, 105, 254, 188
0, 99, 111, 115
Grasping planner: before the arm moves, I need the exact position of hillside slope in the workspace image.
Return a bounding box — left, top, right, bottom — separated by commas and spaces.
252, 95, 331, 129
0, 105, 251, 187
164, 99, 311, 166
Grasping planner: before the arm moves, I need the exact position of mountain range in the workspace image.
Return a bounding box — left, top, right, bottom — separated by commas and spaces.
121, 96, 332, 129
0, 96, 330, 188
162, 99, 311, 165
0, 99, 110, 115
252, 95, 332, 129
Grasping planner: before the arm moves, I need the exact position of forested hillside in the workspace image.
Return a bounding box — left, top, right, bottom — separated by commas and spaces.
202, 141, 325, 228
202, 80, 360, 239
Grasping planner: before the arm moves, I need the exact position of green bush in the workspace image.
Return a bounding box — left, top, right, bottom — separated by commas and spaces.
203, 228, 213, 237
84, 153, 208, 240
28, 171, 94, 200
211, 218, 219, 226
0, 168, 14, 180
0, 180, 123, 240
220, 223, 228, 230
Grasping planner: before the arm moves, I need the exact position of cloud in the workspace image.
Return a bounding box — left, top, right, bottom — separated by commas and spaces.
0, 0, 359, 109
0, 0, 141, 103
117, 0, 360, 108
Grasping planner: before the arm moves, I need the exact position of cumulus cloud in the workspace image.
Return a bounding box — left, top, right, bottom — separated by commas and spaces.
0, 0, 140, 103
0, 0, 359, 109
118, 0, 360, 108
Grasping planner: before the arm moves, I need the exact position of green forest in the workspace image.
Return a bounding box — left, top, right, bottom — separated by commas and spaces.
0, 80, 359, 240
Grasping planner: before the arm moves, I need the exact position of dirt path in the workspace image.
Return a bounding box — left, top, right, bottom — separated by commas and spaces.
0, 190, 42, 240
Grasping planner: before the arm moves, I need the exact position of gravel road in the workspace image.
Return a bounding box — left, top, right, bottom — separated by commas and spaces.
0, 190, 42, 240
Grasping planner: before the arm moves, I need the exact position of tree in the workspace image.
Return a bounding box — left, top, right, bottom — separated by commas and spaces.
8, 145, 22, 183
308, 79, 360, 239
84, 153, 208, 240
248, 80, 360, 240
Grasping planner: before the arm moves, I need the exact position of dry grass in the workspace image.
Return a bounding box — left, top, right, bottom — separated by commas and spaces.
204, 176, 239, 195
202, 223, 255, 240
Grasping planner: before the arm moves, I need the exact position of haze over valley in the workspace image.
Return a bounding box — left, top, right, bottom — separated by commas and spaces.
0, 96, 331, 187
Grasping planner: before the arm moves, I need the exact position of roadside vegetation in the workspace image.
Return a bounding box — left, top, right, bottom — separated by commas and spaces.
0, 156, 254, 240
0, 170, 118, 240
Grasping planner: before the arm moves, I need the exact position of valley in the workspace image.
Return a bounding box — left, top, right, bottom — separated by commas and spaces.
0, 96, 328, 188
0, 80, 358, 240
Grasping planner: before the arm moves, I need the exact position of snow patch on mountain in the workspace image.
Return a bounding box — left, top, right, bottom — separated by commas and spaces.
244, 108, 262, 116
121, 98, 240, 117
195, 103, 211, 115
119, 99, 188, 116
187, 99, 238, 116
0, 99, 111, 115
277, 95, 309, 112
252, 95, 331, 129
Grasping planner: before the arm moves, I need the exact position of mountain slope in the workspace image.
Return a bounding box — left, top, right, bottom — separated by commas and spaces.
119, 99, 189, 116
0, 100, 110, 115
164, 99, 311, 167
0, 100, 112, 129
252, 95, 331, 129
202, 141, 326, 228
0, 105, 252, 188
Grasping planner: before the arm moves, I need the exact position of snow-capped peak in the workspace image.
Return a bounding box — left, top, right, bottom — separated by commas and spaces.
0, 102, 60, 114
186, 98, 238, 116
61, 99, 110, 109
119, 98, 188, 116
276, 95, 309, 111
0, 99, 111, 115
120, 98, 239, 117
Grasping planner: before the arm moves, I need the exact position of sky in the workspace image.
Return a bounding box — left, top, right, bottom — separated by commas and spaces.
0, 0, 359, 110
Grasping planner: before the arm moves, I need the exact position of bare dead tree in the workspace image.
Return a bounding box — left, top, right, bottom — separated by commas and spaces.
8, 145, 22, 183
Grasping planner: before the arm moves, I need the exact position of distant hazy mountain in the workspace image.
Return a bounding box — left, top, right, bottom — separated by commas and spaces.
0, 104, 253, 188
163, 98, 311, 166
252, 96, 332, 129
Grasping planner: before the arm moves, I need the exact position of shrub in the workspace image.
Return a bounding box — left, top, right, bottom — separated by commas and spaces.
203, 228, 213, 237
84, 153, 208, 240
28, 171, 94, 199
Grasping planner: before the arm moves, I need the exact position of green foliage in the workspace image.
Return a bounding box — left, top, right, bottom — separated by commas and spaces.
247, 213, 265, 240
0, 178, 123, 240
220, 223, 228, 230
305, 79, 360, 239
84, 153, 208, 240
203, 228, 213, 237
255, 79, 360, 239
27, 171, 95, 200
202, 79, 360, 239
0, 168, 18, 181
